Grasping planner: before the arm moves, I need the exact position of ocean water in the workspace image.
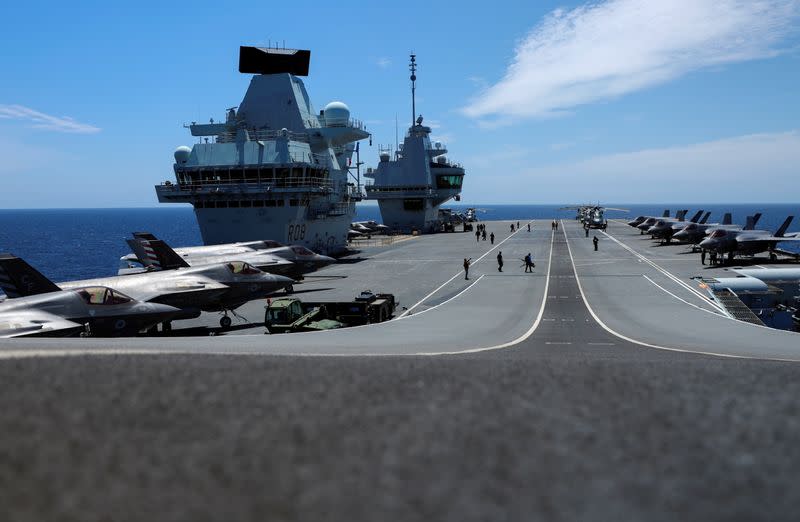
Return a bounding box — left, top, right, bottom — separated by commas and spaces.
0, 204, 798, 283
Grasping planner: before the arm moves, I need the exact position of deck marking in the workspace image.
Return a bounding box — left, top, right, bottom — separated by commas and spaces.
642, 274, 724, 317
563, 221, 800, 363
416, 224, 554, 355
398, 223, 532, 318
394, 275, 484, 320
601, 229, 723, 312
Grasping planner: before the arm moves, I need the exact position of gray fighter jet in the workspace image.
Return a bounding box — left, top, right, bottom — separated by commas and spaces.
0, 254, 181, 337
638, 210, 688, 234
647, 210, 706, 243
351, 221, 390, 235
673, 213, 759, 245
627, 209, 670, 228
1, 254, 292, 329
699, 216, 800, 262
123, 234, 334, 280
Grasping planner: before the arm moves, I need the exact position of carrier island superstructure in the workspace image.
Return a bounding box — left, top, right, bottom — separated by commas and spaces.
155, 47, 369, 254
363, 54, 466, 233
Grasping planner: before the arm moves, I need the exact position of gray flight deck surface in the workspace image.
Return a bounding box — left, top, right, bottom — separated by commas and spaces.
2, 220, 800, 521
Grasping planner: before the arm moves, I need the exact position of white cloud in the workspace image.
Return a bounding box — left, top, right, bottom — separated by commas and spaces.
0, 104, 101, 133
471, 131, 800, 203
376, 57, 391, 68
462, 0, 799, 124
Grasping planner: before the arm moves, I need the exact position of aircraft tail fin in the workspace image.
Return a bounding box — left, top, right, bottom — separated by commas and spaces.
722, 213, 732, 225
743, 213, 762, 230
662, 210, 670, 217
132, 231, 159, 241
676, 209, 688, 221
775, 216, 794, 238
125, 238, 160, 271
689, 210, 703, 223
0, 254, 61, 298
699, 211, 711, 224
135, 239, 190, 270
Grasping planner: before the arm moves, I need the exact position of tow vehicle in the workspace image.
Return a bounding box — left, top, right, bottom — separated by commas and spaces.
264, 291, 396, 333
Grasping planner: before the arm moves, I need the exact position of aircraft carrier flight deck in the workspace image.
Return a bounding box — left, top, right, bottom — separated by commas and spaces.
2, 219, 800, 521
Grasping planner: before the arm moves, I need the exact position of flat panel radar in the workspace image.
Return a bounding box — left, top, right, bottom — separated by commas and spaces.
238, 46, 311, 76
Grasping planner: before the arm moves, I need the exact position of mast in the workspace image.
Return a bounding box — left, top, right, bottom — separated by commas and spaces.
409, 53, 417, 127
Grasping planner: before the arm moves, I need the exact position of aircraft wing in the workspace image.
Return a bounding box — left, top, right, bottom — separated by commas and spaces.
757, 236, 800, 242
139, 278, 231, 306
0, 310, 84, 338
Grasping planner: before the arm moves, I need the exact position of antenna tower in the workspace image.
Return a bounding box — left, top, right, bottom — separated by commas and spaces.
409, 53, 417, 126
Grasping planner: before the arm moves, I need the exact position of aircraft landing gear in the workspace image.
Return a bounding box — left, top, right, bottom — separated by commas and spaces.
219, 308, 246, 329
770, 251, 778, 262
220, 315, 232, 329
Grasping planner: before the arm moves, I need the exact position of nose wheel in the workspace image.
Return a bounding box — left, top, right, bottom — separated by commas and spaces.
219, 308, 246, 329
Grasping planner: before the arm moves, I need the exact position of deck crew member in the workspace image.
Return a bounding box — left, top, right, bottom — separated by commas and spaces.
497, 251, 504, 272
490, 232, 495, 245
524, 253, 534, 273
463, 258, 471, 280
593, 235, 599, 251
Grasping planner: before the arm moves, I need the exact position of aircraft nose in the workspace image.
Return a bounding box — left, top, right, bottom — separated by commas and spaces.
673, 231, 687, 241
637, 223, 650, 230
316, 254, 336, 265
698, 238, 715, 250
142, 302, 182, 321
269, 274, 295, 286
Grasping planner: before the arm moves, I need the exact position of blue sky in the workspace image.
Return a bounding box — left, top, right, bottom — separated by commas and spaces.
1, 0, 799, 207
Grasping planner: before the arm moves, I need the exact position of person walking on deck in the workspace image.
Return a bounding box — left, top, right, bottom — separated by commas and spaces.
482, 229, 487, 241
463, 258, 471, 280
497, 251, 504, 272
490, 232, 495, 245
476, 230, 480, 242
527, 223, 531, 232
524, 253, 534, 273
593, 235, 599, 251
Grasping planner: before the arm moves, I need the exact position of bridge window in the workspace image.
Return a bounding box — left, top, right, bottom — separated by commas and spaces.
436, 175, 463, 189
403, 198, 424, 211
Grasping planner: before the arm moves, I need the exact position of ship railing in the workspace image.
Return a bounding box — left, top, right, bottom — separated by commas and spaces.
159, 177, 334, 192
308, 118, 367, 131
215, 128, 312, 144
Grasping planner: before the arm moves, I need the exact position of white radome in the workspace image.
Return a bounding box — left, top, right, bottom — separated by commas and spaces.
323, 101, 350, 127
174, 146, 192, 164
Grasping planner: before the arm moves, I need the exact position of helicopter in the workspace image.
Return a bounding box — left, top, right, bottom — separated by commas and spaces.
560, 205, 629, 230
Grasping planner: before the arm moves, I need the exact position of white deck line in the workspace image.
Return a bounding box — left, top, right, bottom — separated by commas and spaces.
397, 221, 531, 318
562, 221, 800, 363
600, 228, 724, 313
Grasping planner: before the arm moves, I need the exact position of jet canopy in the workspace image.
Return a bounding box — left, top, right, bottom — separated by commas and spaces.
226, 261, 262, 275
291, 246, 315, 256
75, 287, 133, 305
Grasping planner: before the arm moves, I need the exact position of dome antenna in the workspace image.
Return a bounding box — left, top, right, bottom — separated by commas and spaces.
409, 53, 417, 127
